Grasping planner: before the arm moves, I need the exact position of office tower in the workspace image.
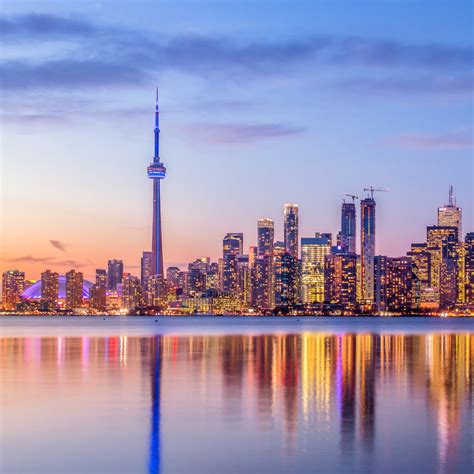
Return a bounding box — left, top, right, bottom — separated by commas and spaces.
40, 270, 59, 311
301, 234, 331, 304
251, 255, 272, 311
274, 251, 299, 307
375, 257, 413, 313
437, 185, 462, 240
141, 251, 153, 286
1, 270, 25, 310
284, 203, 299, 258
426, 226, 458, 300
324, 253, 357, 311
360, 197, 376, 304
107, 259, 123, 291
341, 200, 356, 254
257, 218, 274, 256
465, 233, 474, 304
248, 246, 258, 268
145, 274, 168, 307
166, 267, 180, 288
407, 243, 431, 310
439, 232, 459, 309
374, 256, 389, 311
206, 262, 220, 291
147, 88, 167, 276
122, 275, 142, 310
65, 269, 83, 310
188, 258, 208, 296
222, 233, 243, 294
236, 254, 251, 305
90, 269, 107, 312
386, 257, 413, 313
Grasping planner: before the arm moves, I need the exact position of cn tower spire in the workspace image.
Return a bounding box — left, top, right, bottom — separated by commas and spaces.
147, 88, 167, 277
154, 86, 160, 162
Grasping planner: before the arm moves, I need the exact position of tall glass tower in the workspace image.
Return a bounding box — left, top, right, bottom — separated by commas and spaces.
284, 203, 299, 258
360, 198, 376, 303
341, 201, 356, 254
147, 89, 166, 276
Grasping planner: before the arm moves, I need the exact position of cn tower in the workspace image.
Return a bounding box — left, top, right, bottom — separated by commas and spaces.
147, 88, 166, 276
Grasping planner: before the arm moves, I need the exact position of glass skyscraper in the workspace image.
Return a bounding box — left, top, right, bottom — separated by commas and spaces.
284, 203, 299, 258
360, 197, 376, 304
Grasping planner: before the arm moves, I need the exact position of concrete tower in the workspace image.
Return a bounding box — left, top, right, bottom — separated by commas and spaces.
148, 88, 167, 276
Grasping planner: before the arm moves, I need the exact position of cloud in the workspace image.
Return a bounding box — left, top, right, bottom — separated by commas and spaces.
49, 240, 68, 252
7, 255, 55, 264
183, 123, 305, 144
0, 13, 472, 94
388, 128, 474, 150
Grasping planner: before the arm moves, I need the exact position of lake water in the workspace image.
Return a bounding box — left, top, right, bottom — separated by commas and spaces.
1, 317, 472, 473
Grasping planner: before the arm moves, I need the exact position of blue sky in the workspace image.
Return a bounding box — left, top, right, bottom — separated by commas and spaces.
1, 0, 473, 278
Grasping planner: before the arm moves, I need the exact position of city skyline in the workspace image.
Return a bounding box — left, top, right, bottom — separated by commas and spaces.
1, 1, 473, 281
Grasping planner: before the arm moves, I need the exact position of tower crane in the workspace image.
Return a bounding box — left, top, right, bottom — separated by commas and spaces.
363, 186, 389, 199
344, 194, 359, 203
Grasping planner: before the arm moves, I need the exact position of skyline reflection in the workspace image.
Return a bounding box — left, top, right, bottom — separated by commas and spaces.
1, 331, 472, 473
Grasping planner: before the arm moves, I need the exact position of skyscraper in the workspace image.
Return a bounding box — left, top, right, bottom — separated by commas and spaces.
360, 197, 376, 304
1, 270, 25, 310
284, 204, 299, 258
90, 269, 107, 312
222, 233, 244, 295
301, 234, 331, 304
438, 185, 462, 240
341, 200, 356, 254
324, 253, 357, 311
40, 270, 59, 311
147, 88, 167, 276
465, 233, 474, 305
257, 218, 274, 256
65, 269, 83, 310
141, 251, 153, 286
107, 259, 123, 291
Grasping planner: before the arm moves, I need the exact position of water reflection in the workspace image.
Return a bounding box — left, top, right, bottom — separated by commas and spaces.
1, 332, 472, 473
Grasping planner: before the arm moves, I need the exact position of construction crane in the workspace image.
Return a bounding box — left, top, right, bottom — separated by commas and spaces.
344, 193, 359, 203
363, 186, 389, 199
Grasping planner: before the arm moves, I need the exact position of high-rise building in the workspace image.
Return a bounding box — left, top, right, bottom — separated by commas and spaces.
40, 270, 59, 311
360, 197, 376, 304
65, 270, 83, 310
147, 88, 167, 276
274, 251, 299, 307
407, 243, 431, 310
324, 253, 357, 311
236, 254, 251, 306
284, 204, 299, 258
122, 274, 142, 310
437, 186, 462, 241
374, 256, 389, 312
257, 218, 274, 256
222, 233, 243, 295
90, 269, 107, 312
141, 251, 153, 286
145, 274, 168, 307
251, 255, 272, 311
166, 267, 181, 288
341, 200, 356, 254
301, 234, 332, 304
465, 233, 474, 305
107, 259, 123, 291
2, 270, 25, 310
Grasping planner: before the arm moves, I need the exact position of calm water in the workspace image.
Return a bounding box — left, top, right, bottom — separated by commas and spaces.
1, 317, 472, 473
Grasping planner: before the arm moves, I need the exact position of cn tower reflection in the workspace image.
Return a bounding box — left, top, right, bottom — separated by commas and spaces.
148, 336, 161, 474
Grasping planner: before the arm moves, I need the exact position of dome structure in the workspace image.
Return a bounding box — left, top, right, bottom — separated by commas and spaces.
22, 275, 94, 300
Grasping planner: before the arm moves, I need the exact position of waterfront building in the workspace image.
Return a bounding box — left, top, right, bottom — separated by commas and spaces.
107, 259, 123, 291
341, 200, 356, 254
236, 254, 251, 306
141, 251, 153, 286
40, 270, 59, 311
1, 270, 25, 310
274, 250, 299, 307
206, 262, 220, 291
374, 256, 389, 312
222, 233, 243, 295
90, 269, 107, 312
166, 267, 180, 288
361, 197, 376, 304
465, 233, 474, 305
437, 186, 462, 240
407, 244, 431, 310
284, 203, 299, 258
188, 259, 207, 296
122, 274, 142, 310
147, 88, 167, 276
324, 253, 357, 311
301, 234, 332, 304
251, 255, 273, 311
145, 274, 168, 307
65, 269, 84, 310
